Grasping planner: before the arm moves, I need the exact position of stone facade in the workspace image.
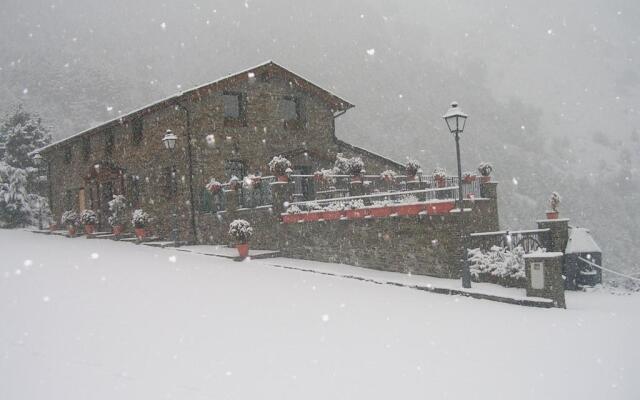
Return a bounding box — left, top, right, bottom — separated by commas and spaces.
37, 62, 402, 242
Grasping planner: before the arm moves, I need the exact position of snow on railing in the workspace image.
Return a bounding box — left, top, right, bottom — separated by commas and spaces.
577, 256, 640, 282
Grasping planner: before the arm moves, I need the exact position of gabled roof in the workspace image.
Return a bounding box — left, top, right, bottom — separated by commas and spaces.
565, 227, 602, 254
35, 61, 354, 154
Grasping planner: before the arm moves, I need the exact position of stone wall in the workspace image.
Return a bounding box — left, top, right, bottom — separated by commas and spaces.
278, 195, 499, 279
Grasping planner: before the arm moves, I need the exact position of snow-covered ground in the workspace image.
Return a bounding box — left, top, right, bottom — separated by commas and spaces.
1, 229, 638, 400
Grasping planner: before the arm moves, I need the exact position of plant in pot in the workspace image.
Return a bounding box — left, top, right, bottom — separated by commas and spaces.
229, 219, 253, 259
546, 192, 561, 219
108, 194, 127, 235
61, 210, 79, 236
80, 209, 98, 235
347, 157, 365, 182
227, 176, 241, 191
478, 162, 493, 183
405, 160, 421, 181
433, 167, 447, 188
205, 178, 222, 194
268, 155, 291, 182
462, 171, 476, 184
380, 169, 397, 184
132, 209, 150, 240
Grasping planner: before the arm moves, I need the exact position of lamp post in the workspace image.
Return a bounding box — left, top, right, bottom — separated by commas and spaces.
32, 152, 44, 230
162, 129, 179, 246
442, 101, 471, 288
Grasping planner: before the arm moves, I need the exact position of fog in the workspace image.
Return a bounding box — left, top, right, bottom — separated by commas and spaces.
1, 0, 638, 269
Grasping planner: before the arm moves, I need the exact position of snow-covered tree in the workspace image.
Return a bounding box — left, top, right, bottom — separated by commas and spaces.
0, 106, 51, 169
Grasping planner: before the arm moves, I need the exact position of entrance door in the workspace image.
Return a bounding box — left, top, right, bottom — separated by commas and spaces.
293, 166, 314, 201
99, 182, 114, 230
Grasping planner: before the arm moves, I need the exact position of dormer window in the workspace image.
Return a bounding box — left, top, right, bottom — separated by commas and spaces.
223, 92, 246, 127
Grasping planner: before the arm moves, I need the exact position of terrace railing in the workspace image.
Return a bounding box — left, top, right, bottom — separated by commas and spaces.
468, 228, 551, 253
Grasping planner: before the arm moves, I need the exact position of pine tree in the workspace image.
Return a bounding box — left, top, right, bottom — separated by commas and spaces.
0, 105, 52, 169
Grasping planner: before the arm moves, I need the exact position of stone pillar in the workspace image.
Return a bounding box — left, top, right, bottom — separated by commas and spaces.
524, 253, 566, 308
537, 218, 569, 253
225, 189, 239, 212
477, 181, 499, 231
271, 181, 292, 215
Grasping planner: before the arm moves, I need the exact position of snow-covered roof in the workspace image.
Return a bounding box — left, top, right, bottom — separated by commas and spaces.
565, 227, 602, 254
34, 61, 355, 154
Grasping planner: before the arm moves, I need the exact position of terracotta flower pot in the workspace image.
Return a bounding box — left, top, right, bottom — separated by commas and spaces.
277, 175, 288, 183
135, 227, 145, 239
236, 243, 249, 259
351, 176, 362, 183
463, 176, 476, 184
68, 226, 76, 236
435, 177, 446, 188
546, 211, 559, 220
84, 224, 95, 235
112, 225, 124, 235
480, 176, 491, 183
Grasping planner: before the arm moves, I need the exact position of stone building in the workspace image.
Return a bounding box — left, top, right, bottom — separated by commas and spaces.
35, 61, 403, 242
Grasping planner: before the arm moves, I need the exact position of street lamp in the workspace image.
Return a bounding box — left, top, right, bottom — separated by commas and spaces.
162, 129, 179, 245
442, 101, 471, 288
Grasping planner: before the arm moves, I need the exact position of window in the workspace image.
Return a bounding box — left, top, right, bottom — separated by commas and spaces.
131, 118, 143, 146
224, 160, 246, 180
105, 129, 115, 157
280, 96, 299, 121
64, 146, 72, 164
280, 96, 303, 129
223, 92, 246, 126
82, 137, 91, 161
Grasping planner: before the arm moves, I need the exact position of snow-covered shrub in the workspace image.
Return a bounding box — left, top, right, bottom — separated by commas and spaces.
27, 194, 52, 227
242, 174, 262, 190
205, 178, 222, 193
0, 162, 31, 227
347, 157, 364, 176
286, 204, 302, 214
61, 210, 79, 226
313, 168, 337, 184
131, 209, 150, 228
549, 192, 561, 212
468, 245, 532, 287
372, 199, 393, 207
80, 209, 98, 226
433, 167, 447, 180
405, 160, 421, 177
462, 171, 475, 181
348, 199, 365, 209
380, 169, 397, 182
307, 201, 323, 211
478, 162, 493, 177
268, 155, 291, 176
334, 153, 351, 174
228, 219, 253, 243
324, 202, 345, 211
398, 194, 419, 204
107, 194, 127, 226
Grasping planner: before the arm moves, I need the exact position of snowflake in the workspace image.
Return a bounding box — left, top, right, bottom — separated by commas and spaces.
366, 48, 375, 56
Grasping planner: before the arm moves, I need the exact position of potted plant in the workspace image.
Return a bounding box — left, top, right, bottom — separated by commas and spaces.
405, 160, 421, 181
380, 169, 397, 184
462, 171, 476, 184
268, 155, 292, 182
205, 178, 222, 194
433, 167, 447, 188
61, 210, 78, 236
108, 194, 127, 235
227, 176, 241, 191
347, 157, 364, 182
80, 209, 98, 235
546, 192, 561, 219
229, 219, 253, 259
132, 209, 150, 239
478, 162, 493, 183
